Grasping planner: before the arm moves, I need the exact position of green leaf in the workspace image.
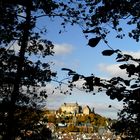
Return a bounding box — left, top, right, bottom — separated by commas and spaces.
72, 74, 79, 82
61, 68, 73, 72
119, 64, 127, 69
102, 50, 115, 56
116, 53, 123, 59
124, 80, 130, 86
108, 105, 112, 108
88, 37, 101, 47
38, 44, 44, 51
131, 84, 138, 88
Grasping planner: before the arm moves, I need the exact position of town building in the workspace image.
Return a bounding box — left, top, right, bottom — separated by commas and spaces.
60, 102, 79, 114
60, 102, 92, 115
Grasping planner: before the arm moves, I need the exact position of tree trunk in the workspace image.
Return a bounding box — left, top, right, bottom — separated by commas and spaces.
3, 2, 32, 139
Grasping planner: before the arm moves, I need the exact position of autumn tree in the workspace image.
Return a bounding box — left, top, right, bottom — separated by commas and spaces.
0, 1, 55, 139
0, 0, 93, 139
47, 115, 56, 124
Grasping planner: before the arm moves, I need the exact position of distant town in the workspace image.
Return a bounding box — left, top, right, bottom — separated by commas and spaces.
42, 102, 122, 140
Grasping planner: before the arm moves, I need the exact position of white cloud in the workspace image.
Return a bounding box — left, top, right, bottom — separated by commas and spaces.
40, 83, 71, 109
123, 51, 140, 59
98, 50, 140, 79
98, 63, 127, 78
53, 60, 67, 67
54, 43, 73, 55
45, 93, 66, 109
8, 42, 74, 56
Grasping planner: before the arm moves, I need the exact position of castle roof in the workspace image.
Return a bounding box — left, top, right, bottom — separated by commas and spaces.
62, 102, 79, 107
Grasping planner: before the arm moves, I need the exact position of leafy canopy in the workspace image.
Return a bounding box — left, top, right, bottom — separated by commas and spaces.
62, 0, 140, 139
1, 0, 140, 139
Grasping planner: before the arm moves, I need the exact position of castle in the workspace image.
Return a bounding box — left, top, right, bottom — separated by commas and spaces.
60, 102, 93, 115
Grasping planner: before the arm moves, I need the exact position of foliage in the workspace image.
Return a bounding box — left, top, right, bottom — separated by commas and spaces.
67, 124, 79, 132
0, 1, 56, 138
63, 35, 140, 139
61, 0, 140, 139
48, 0, 140, 45
45, 111, 108, 133
82, 0, 140, 43
0, 106, 48, 139
1, 0, 140, 139
47, 114, 56, 124
0, 0, 91, 139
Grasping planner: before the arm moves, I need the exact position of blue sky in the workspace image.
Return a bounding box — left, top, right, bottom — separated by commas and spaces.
35, 16, 140, 119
